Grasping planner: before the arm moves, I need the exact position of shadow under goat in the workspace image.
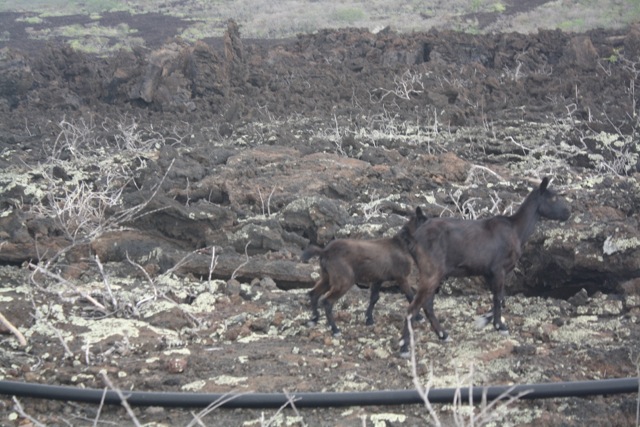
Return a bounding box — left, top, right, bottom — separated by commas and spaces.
301, 207, 428, 336
399, 177, 571, 357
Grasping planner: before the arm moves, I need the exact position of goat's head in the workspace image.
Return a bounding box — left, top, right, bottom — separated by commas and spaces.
536, 177, 571, 221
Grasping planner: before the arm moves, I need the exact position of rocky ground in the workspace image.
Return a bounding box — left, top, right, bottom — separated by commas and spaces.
0, 12, 640, 427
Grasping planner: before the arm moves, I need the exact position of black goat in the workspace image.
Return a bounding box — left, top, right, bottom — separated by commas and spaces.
400, 178, 570, 357
302, 207, 427, 336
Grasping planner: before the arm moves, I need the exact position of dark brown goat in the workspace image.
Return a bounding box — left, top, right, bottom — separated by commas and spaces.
399, 178, 571, 357
302, 207, 427, 336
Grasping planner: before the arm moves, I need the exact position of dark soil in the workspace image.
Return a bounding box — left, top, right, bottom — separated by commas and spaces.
0, 11, 639, 427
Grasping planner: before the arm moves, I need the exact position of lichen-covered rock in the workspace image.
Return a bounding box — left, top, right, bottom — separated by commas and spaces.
279, 196, 349, 245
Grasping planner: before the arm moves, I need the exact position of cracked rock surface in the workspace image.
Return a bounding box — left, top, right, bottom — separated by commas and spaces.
0, 17, 639, 426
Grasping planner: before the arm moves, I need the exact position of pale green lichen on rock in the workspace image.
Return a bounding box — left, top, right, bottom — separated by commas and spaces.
336, 221, 386, 238
238, 331, 282, 343
550, 315, 623, 346
213, 375, 248, 386
577, 298, 623, 316
181, 379, 206, 391
0, 168, 47, 201
370, 413, 407, 426
603, 235, 640, 255
63, 315, 180, 346
282, 195, 324, 213
543, 221, 607, 249
162, 348, 191, 356
335, 378, 370, 391
594, 130, 622, 147
190, 291, 219, 311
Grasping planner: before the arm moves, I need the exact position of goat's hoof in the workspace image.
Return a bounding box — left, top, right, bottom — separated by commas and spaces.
332, 330, 342, 337
398, 340, 410, 358
365, 318, 374, 326
438, 331, 450, 342
494, 322, 509, 335
307, 320, 318, 328
496, 326, 510, 336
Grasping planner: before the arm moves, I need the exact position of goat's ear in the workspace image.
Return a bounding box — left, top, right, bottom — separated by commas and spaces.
415, 206, 427, 220
539, 177, 550, 192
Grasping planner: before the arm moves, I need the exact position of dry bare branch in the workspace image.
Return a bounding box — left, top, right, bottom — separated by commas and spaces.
407, 316, 442, 426
231, 241, 252, 281
0, 311, 27, 347
27, 262, 107, 313
94, 254, 117, 309
12, 397, 47, 427
208, 246, 219, 284
92, 387, 109, 427
100, 371, 142, 427
186, 392, 250, 427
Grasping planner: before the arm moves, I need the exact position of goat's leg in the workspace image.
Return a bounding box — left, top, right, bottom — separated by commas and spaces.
396, 277, 423, 322
399, 287, 428, 358
476, 272, 509, 334
365, 282, 382, 326
320, 283, 351, 336
423, 291, 448, 341
399, 276, 443, 358
322, 299, 340, 336
308, 278, 329, 327
491, 281, 509, 334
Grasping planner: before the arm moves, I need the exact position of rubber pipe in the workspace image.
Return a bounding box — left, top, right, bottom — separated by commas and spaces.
0, 378, 638, 409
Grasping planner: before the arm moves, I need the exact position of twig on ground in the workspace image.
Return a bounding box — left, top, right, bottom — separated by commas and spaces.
186, 392, 249, 427
258, 186, 276, 216
52, 325, 74, 359
84, 339, 92, 366
407, 315, 528, 425
471, 384, 530, 426
94, 254, 117, 309
0, 311, 27, 347
231, 241, 251, 281
100, 371, 142, 427
208, 246, 218, 285
466, 165, 506, 184
282, 389, 306, 426
28, 262, 107, 313
125, 253, 159, 300
92, 387, 108, 427
374, 69, 424, 101
407, 316, 442, 426
163, 248, 198, 277
260, 390, 306, 427
12, 397, 47, 427
125, 252, 200, 326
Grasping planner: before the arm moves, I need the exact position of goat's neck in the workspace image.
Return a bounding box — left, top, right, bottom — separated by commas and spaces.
393, 227, 412, 250
510, 193, 540, 245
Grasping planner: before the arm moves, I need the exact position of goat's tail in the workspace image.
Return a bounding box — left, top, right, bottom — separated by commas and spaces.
300, 244, 323, 263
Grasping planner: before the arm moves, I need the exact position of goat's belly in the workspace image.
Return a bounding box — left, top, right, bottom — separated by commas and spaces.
449, 265, 485, 278
354, 265, 407, 283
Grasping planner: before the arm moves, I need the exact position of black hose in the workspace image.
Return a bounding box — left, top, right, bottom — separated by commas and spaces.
0, 377, 638, 408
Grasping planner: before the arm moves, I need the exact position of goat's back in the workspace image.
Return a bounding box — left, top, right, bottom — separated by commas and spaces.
311, 238, 413, 283
413, 216, 521, 277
